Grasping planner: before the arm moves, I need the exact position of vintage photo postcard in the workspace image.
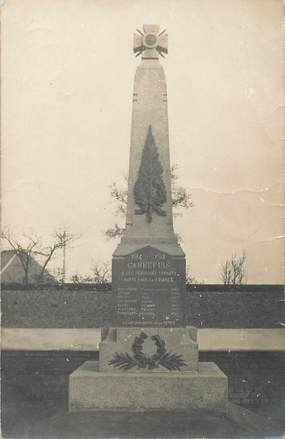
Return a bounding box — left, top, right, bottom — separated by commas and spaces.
1, 0, 284, 438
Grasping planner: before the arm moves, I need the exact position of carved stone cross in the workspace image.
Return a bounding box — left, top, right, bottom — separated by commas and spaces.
133, 24, 168, 58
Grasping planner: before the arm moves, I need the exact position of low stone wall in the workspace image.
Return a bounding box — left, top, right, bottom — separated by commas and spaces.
2, 283, 284, 328
1, 284, 114, 328
2, 350, 285, 410
185, 285, 285, 328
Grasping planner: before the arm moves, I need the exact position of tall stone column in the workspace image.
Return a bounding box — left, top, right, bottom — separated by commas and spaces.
113, 25, 185, 327
114, 24, 183, 257
69, 26, 228, 414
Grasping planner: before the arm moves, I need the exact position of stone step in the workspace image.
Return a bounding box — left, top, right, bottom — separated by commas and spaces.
69, 361, 228, 412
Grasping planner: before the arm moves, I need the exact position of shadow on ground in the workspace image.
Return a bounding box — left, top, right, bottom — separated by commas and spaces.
3, 401, 251, 439
2, 376, 284, 438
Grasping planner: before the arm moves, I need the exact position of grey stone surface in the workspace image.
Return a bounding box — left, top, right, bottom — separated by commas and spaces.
112, 26, 186, 327
113, 25, 183, 258
68, 26, 230, 415
3, 284, 283, 329
115, 326, 198, 343
69, 360, 228, 412
99, 327, 198, 372
113, 246, 186, 327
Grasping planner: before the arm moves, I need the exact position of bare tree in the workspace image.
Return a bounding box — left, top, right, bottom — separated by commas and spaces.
105, 223, 125, 240
91, 263, 111, 284
220, 252, 246, 285
1, 229, 76, 284
186, 273, 197, 284
170, 165, 193, 212
37, 230, 75, 283
1, 230, 40, 284
105, 165, 193, 239
71, 262, 111, 284
186, 267, 198, 285
109, 181, 128, 215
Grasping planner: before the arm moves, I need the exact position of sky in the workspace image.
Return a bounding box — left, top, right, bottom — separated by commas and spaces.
1, 0, 284, 283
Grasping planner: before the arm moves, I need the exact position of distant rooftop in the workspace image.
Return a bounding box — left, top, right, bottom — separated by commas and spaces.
1, 250, 57, 284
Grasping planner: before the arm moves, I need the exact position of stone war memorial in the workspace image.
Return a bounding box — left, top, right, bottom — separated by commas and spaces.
69, 24, 228, 412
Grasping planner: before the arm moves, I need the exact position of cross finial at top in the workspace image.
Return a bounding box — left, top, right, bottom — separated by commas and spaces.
133, 25, 168, 58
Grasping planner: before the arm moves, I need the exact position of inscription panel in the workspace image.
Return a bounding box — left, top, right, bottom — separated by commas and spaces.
112, 246, 185, 327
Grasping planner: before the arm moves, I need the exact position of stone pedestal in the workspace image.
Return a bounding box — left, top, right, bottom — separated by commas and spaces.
113, 246, 186, 327
69, 327, 228, 412
69, 361, 228, 412
99, 327, 199, 372
69, 25, 229, 416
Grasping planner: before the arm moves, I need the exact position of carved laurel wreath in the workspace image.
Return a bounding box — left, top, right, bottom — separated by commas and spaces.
109, 331, 187, 371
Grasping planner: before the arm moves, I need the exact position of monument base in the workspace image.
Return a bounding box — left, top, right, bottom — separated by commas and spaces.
69, 327, 228, 413
69, 361, 228, 412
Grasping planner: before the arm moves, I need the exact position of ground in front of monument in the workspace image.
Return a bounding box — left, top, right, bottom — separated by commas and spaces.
2, 382, 285, 439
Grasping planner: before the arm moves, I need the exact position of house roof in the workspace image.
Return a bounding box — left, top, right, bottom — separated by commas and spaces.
1, 250, 57, 284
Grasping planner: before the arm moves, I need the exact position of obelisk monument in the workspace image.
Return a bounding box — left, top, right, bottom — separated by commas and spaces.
69, 26, 228, 412
113, 25, 186, 327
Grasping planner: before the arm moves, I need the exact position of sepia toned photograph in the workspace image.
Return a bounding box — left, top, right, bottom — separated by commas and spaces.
1, 0, 284, 437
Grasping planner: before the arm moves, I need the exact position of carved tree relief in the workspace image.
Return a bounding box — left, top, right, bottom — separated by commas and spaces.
134, 125, 167, 223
